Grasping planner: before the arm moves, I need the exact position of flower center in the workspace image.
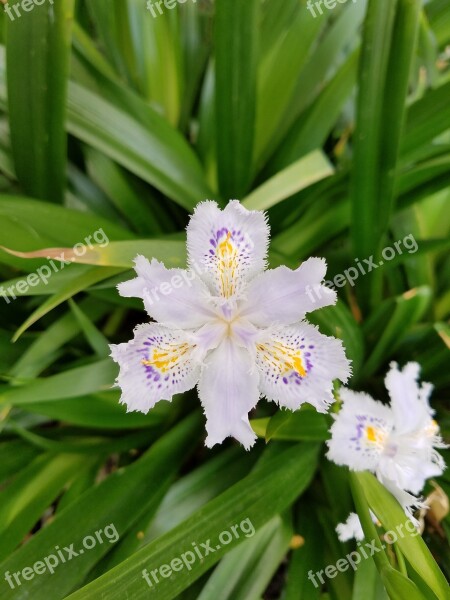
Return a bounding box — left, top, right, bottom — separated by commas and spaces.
365, 425, 386, 446
215, 230, 239, 298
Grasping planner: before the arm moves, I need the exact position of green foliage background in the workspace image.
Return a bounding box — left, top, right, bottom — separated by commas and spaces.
0, 0, 449, 598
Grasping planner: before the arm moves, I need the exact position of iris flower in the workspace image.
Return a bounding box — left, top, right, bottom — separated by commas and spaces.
327, 362, 447, 528
110, 201, 351, 448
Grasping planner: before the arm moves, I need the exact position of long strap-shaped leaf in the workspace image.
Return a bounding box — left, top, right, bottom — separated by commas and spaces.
0, 414, 202, 600
67, 81, 212, 211
352, 472, 449, 600
65, 443, 320, 600
6, 0, 74, 203
351, 0, 421, 311
215, 0, 259, 199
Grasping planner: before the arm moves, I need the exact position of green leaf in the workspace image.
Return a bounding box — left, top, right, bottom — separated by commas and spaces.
425, 0, 450, 47
264, 407, 329, 442
351, 0, 397, 269
67, 81, 212, 211
215, 0, 259, 198
197, 514, 293, 600
268, 49, 359, 173
359, 286, 432, 380
68, 299, 110, 358
6, 0, 74, 202
401, 81, 450, 160
84, 148, 166, 236
11, 239, 187, 269
100, 448, 258, 571
10, 298, 108, 379
351, 0, 421, 310
308, 301, 365, 378
11, 266, 124, 341
0, 452, 87, 560
284, 503, 323, 600
380, 566, 428, 600
254, 3, 327, 167
0, 439, 41, 485
0, 196, 133, 252
350, 473, 426, 600
352, 558, 389, 600
371, 0, 422, 286
242, 151, 334, 211
19, 391, 171, 430
0, 359, 117, 405
0, 414, 202, 600
354, 472, 449, 600
65, 443, 320, 599
272, 194, 350, 260
277, 0, 367, 146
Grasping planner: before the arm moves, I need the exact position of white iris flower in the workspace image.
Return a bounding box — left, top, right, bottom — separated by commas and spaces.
328, 362, 447, 529
110, 200, 351, 449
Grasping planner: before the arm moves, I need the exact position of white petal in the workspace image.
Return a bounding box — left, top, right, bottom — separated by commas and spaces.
188, 320, 227, 363
377, 472, 426, 522
336, 513, 365, 542
198, 337, 260, 449
255, 322, 351, 413
240, 257, 336, 328
378, 449, 424, 495
186, 200, 269, 299
378, 435, 446, 496
327, 388, 394, 471
385, 362, 434, 435
118, 255, 216, 329
117, 254, 161, 298
110, 323, 201, 413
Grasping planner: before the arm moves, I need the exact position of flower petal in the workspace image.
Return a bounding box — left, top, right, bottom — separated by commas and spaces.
377, 433, 446, 496
385, 362, 434, 435
118, 255, 216, 329
198, 337, 260, 449
255, 322, 351, 413
336, 513, 365, 542
327, 388, 393, 471
186, 200, 269, 299
240, 257, 336, 328
377, 473, 425, 524
110, 323, 200, 413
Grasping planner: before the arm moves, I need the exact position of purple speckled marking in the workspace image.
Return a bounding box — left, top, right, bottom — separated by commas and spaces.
349, 414, 389, 454
137, 334, 190, 388
283, 368, 308, 386
258, 333, 313, 388
205, 226, 253, 276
